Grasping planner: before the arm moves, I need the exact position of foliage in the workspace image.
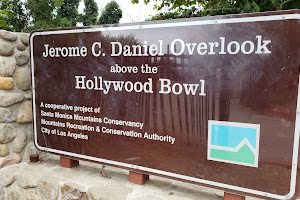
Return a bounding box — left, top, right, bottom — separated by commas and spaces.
202, 0, 300, 15
132, 0, 204, 11
26, 0, 81, 31
134, 0, 300, 20
97, 1, 122, 25
26, 0, 58, 30
82, 0, 99, 26
0, 0, 125, 32
57, 0, 80, 27
0, 0, 28, 32
0, 9, 9, 28
148, 6, 203, 20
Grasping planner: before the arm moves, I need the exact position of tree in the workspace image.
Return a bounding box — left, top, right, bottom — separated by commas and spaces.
0, 0, 28, 32
0, 9, 10, 29
133, 0, 300, 20
97, 1, 122, 25
57, 0, 80, 27
204, 0, 300, 15
1, 0, 124, 31
132, 0, 204, 11
26, 0, 80, 30
26, 0, 58, 30
82, 0, 99, 26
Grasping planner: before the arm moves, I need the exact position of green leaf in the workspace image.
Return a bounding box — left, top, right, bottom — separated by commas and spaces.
252, 2, 260, 12
0, 20, 8, 26
243, 1, 252, 12
0, 10, 9, 15
270, 0, 279, 6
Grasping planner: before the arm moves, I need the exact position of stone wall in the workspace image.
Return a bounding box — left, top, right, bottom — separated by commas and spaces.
0, 30, 33, 167
0, 155, 225, 200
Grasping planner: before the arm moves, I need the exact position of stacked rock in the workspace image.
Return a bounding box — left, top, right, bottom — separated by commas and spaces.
0, 30, 32, 168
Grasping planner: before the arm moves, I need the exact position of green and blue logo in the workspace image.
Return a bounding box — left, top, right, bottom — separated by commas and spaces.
208, 120, 260, 168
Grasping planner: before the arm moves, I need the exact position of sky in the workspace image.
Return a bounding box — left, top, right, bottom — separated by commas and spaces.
79, 0, 160, 24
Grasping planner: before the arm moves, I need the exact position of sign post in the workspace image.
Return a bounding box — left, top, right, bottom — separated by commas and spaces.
60, 157, 79, 168
224, 193, 245, 200
30, 10, 300, 199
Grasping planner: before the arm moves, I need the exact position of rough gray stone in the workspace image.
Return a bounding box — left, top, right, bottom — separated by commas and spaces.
0, 56, 16, 77
0, 123, 16, 144
0, 42, 14, 56
6, 182, 25, 200
0, 154, 21, 169
17, 168, 42, 189
17, 43, 26, 51
17, 101, 32, 124
15, 67, 31, 91
0, 30, 17, 42
27, 125, 33, 142
24, 90, 32, 99
15, 53, 29, 66
22, 142, 34, 161
167, 193, 222, 200
0, 107, 16, 123
37, 177, 60, 200
167, 195, 193, 200
12, 129, 27, 153
25, 190, 43, 200
61, 183, 88, 200
0, 166, 18, 187
132, 197, 163, 200
89, 184, 132, 200
0, 187, 4, 200
0, 144, 9, 157
20, 33, 29, 46
0, 93, 24, 107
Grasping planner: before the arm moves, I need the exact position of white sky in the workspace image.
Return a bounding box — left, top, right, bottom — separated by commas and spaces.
79, 0, 160, 24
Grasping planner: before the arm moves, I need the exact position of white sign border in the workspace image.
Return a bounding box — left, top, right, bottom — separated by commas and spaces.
30, 13, 300, 200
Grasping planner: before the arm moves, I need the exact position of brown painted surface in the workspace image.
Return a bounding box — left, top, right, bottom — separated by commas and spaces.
31, 10, 300, 199
129, 171, 149, 185
60, 157, 79, 168
29, 155, 39, 163
224, 193, 245, 200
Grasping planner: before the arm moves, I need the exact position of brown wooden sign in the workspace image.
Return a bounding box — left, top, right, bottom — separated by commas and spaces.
30, 10, 300, 199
